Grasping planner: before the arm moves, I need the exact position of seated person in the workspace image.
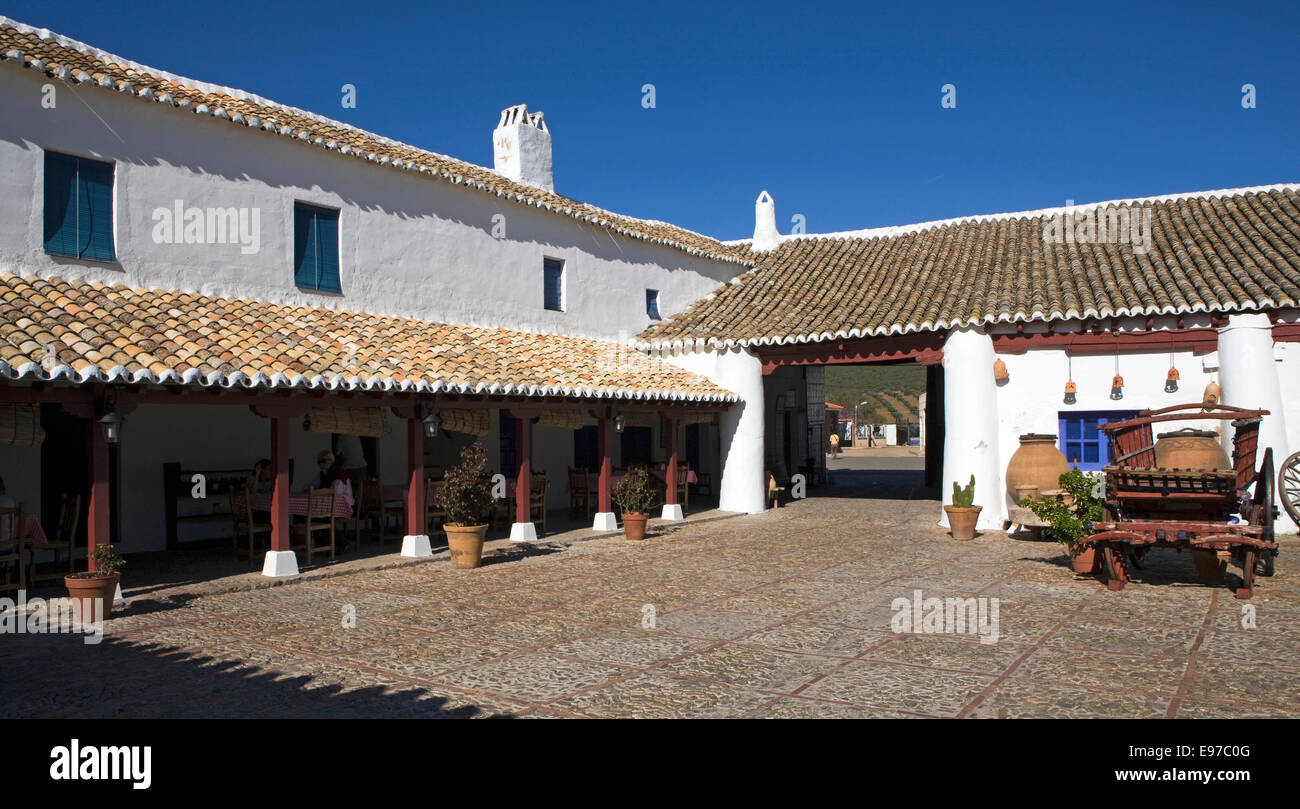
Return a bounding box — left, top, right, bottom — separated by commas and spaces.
248, 459, 274, 494
316, 450, 349, 489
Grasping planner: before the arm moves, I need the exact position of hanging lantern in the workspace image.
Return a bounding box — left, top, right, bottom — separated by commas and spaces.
421, 409, 441, 439
1062, 352, 1076, 404
99, 411, 124, 445
1063, 379, 1077, 405
1110, 374, 1125, 400
614, 412, 627, 433
993, 357, 1009, 382
1164, 366, 1180, 393
1203, 380, 1221, 406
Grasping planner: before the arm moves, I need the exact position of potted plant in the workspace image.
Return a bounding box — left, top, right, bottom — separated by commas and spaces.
64, 543, 124, 620
944, 475, 981, 540
1020, 468, 1105, 574
614, 466, 658, 541
432, 442, 493, 569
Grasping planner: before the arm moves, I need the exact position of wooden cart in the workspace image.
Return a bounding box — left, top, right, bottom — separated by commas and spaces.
1082, 404, 1278, 599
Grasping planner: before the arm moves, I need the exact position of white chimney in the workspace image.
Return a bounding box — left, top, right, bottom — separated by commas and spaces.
493, 104, 553, 192
752, 190, 781, 251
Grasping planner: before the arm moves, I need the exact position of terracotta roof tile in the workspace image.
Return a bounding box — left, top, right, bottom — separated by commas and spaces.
0, 275, 733, 402
638, 188, 1300, 348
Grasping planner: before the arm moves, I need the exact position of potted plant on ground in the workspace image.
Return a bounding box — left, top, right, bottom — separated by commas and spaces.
433, 442, 493, 569
1020, 467, 1104, 574
65, 543, 124, 620
615, 466, 658, 541
944, 475, 981, 540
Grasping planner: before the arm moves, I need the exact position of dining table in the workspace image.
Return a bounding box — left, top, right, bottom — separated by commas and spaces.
250, 492, 353, 519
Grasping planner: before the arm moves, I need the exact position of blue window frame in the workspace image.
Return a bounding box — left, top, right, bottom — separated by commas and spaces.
44, 151, 115, 261
543, 257, 565, 311
646, 289, 661, 319
1058, 410, 1138, 471
293, 203, 341, 293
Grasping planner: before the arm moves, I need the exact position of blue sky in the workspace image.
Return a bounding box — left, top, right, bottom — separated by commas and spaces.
6, 0, 1299, 240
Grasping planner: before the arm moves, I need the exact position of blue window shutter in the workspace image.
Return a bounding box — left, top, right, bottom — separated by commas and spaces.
315, 209, 341, 293
293, 204, 318, 289
543, 258, 563, 311
79, 158, 115, 261
646, 289, 661, 319
43, 152, 78, 257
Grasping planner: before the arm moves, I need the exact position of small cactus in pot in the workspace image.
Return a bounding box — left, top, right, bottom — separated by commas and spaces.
944, 475, 981, 540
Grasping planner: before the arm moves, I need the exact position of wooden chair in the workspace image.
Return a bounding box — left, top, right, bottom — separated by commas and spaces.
0, 504, 27, 595
343, 477, 366, 547
365, 477, 407, 544
28, 492, 80, 581
529, 472, 549, 533
568, 467, 594, 518
694, 472, 713, 499
767, 472, 785, 509
295, 488, 337, 565
426, 478, 448, 537
676, 463, 691, 514
229, 485, 270, 565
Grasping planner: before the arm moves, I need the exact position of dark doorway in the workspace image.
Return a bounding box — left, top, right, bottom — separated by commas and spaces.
620, 426, 652, 467
574, 425, 598, 471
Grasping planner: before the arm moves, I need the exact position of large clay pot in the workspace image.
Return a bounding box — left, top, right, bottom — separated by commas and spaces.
444, 523, 488, 569
1006, 434, 1070, 498
1068, 545, 1100, 575
623, 513, 648, 541
1155, 429, 1231, 471
944, 505, 982, 541
64, 573, 120, 620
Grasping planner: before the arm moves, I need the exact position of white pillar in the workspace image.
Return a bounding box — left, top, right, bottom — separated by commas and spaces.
663, 345, 766, 514
1218, 313, 1295, 533
939, 327, 1005, 529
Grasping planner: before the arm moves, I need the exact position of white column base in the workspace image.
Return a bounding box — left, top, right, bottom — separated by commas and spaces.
112, 583, 127, 608
400, 535, 432, 558
592, 512, 619, 531
510, 522, 538, 543
660, 503, 685, 521
261, 550, 299, 577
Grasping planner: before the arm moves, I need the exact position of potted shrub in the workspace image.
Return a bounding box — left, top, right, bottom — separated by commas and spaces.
944, 475, 981, 540
615, 466, 658, 541
432, 442, 493, 569
1020, 468, 1105, 574
64, 543, 124, 620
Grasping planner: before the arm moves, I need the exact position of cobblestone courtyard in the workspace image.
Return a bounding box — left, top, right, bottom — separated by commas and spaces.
3, 482, 1297, 718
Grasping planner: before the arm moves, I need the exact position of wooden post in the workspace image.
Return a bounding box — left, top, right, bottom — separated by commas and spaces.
270, 415, 290, 552
664, 414, 678, 506
407, 416, 426, 536
515, 414, 531, 525
597, 413, 611, 514
86, 419, 110, 572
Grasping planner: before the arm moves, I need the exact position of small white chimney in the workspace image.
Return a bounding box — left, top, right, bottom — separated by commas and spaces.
493, 104, 553, 192
752, 190, 781, 251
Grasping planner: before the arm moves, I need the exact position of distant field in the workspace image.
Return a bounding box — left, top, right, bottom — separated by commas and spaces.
824, 365, 926, 424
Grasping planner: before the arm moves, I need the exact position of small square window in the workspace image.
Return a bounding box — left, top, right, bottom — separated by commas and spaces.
646, 289, 661, 320
294, 202, 341, 293
44, 151, 116, 261
544, 257, 565, 312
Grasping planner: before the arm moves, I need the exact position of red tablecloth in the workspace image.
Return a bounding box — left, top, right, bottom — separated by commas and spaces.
250, 492, 353, 519
23, 515, 48, 547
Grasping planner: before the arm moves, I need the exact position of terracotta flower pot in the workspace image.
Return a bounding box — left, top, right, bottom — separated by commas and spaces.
622, 513, 649, 541
444, 523, 488, 569
944, 505, 981, 541
64, 573, 120, 621
1067, 545, 1099, 574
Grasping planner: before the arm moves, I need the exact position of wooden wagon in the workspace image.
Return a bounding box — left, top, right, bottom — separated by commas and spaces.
1082, 403, 1278, 599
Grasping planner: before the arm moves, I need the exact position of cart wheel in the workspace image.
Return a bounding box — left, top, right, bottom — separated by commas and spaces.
1260, 550, 1276, 577
1280, 450, 1300, 526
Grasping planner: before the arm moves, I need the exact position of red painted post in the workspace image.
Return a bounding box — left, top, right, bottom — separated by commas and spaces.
407, 416, 425, 536
597, 413, 611, 513
515, 415, 531, 524
665, 415, 678, 506
270, 415, 290, 552
86, 419, 110, 572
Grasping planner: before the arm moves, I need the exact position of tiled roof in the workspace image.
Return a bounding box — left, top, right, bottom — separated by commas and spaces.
0, 17, 754, 268
638, 186, 1300, 348
0, 275, 735, 402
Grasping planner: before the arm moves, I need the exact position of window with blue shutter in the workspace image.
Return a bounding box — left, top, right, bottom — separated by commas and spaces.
43, 151, 116, 261
543, 258, 564, 312
293, 202, 341, 293
646, 289, 661, 319
1058, 410, 1138, 471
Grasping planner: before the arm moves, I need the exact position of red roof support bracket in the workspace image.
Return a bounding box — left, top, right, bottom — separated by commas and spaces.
759, 332, 946, 374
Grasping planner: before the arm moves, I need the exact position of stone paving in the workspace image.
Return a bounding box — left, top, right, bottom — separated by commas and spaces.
2, 483, 1297, 718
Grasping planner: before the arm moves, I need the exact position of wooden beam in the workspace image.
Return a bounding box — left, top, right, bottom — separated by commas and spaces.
270, 416, 291, 553
759, 332, 946, 373
990, 328, 1219, 354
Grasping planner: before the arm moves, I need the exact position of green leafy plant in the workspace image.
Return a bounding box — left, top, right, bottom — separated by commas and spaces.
1020, 468, 1105, 550
614, 466, 658, 515
433, 442, 493, 526
951, 475, 976, 508
90, 543, 124, 576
